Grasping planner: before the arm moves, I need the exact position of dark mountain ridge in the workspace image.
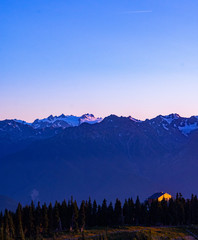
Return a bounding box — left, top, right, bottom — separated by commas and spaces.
0, 113, 198, 208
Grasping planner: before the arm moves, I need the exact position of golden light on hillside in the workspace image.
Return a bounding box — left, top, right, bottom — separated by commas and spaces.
157, 193, 172, 202
148, 192, 172, 204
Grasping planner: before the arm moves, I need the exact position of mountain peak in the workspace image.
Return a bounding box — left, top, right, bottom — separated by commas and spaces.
79, 113, 102, 125
160, 113, 181, 124
59, 114, 66, 118
81, 113, 95, 119
47, 115, 54, 121
104, 114, 119, 121
164, 113, 180, 119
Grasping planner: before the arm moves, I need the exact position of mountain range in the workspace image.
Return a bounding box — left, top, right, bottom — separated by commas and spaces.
0, 113, 198, 210
14, 113, 103, 129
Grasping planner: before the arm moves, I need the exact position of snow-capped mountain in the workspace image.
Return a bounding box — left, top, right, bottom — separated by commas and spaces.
3, 113, 198, 135
26, 113, 103, 129
161, 113, 181, 124
147, 113, 198, 136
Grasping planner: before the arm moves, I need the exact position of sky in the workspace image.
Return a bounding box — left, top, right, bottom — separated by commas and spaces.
0, 0, 198, 122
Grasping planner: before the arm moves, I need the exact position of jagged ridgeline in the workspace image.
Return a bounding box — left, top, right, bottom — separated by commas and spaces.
0, 113, 198, 206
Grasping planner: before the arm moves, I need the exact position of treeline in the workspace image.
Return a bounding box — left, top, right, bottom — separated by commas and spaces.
1, 193, 198, 239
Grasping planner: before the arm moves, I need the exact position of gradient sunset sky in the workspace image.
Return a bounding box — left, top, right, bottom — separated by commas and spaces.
1, 0, 198, 122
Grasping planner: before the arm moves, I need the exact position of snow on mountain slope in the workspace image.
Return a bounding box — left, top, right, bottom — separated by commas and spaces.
161, 113, 180, 124
177, 117, 198, 136
128, 116, 142, 122
178, 123, 198, 135
147, 114, 198, 135
31, 113, 103, 129
80, 114, 103, 124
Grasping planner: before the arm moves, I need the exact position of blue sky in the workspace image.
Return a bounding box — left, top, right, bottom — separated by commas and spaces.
0, 0, 198, 121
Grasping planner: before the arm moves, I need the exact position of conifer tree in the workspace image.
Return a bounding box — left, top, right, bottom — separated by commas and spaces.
53, 201, 60, 231
123, 199, 129, 224
168, 198, 177, 225
30, 200, 35, 233
48, 203, 53, 234
79, 200, 86, 230
107, 202, 114, 226
92, 200, 97, 227
42, 203, 49, 235
101, 199, 108, 226
35, 202, 42, 232
22, 206, 29, 236
140, 203, 148, 225
128, 198, 135, 224
71, 201, 79, 232
86, 197, 92, 227
135, 196, 141, 225
176, 194, 185, 225
60, 200, 68, 230
149, 200, 157, 225
28, 204, 35, 238
16, 203, 25, 240
185, 199, 191, 225
67, 200, 73, 230
4, 210, 10, 240
156, 201, 162, 224
114, 199, 122, 225
161, 199, 168, 225
7, 212, 15, 240
97, 205, 102, 226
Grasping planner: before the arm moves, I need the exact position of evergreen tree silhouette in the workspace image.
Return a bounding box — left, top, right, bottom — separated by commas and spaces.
16, 203, 25, 240
101, 199, 108, 226
71, 201, 79, 232
42, 203, 49, 235
79, 200, 86, 230
92, 200, 97, 227
114, 198, 122, 225
135, 196, 141, 225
